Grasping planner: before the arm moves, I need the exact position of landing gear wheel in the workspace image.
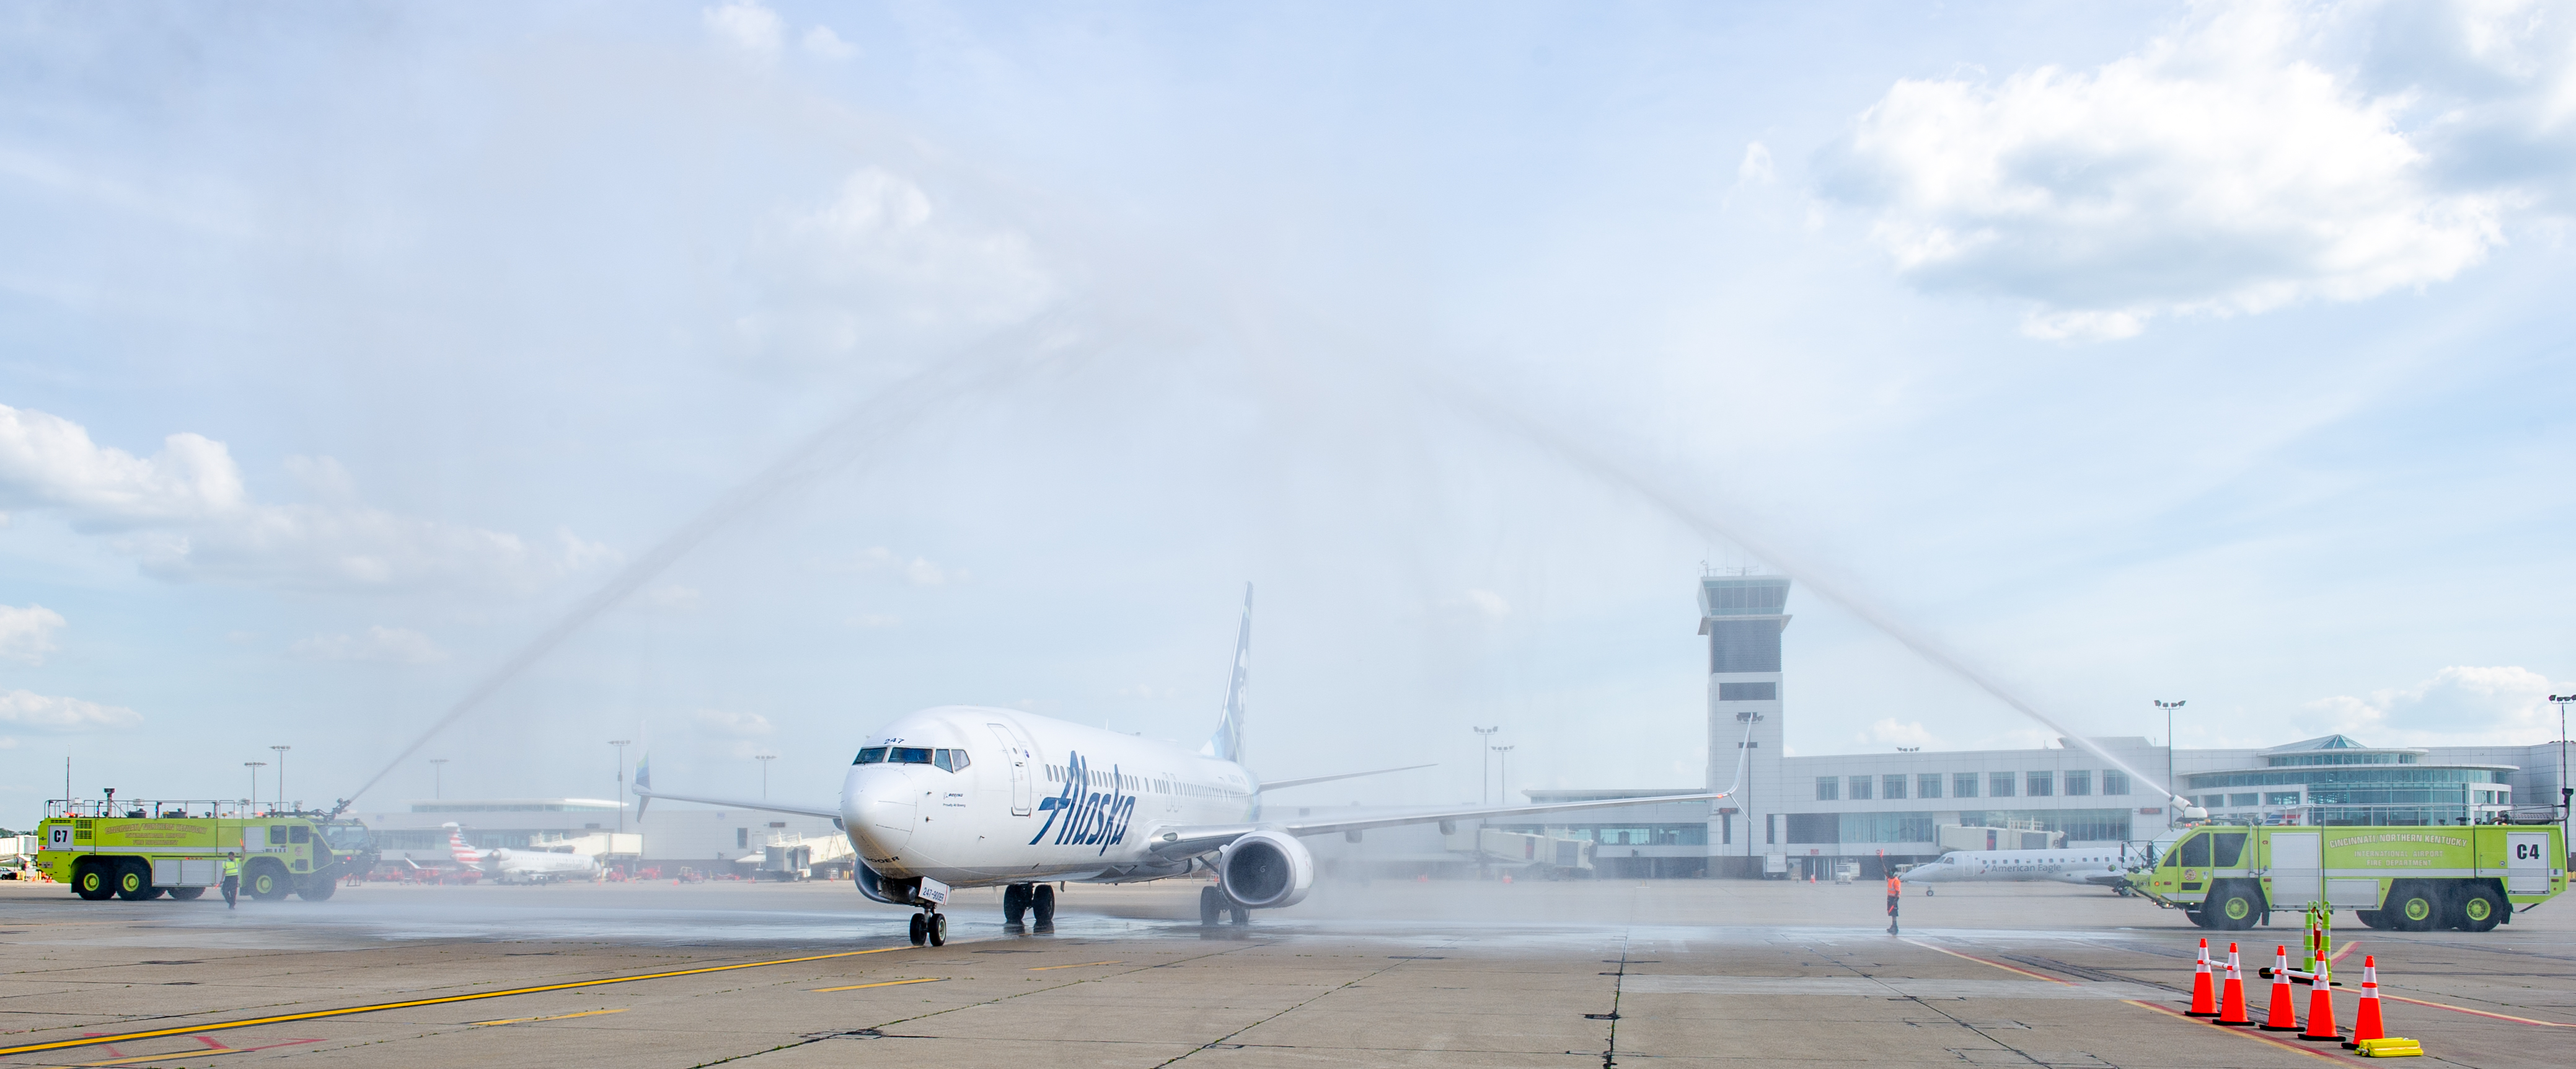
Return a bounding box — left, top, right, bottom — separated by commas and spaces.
1004, 884, 1030, 928
909, 912, 929, 946
1032, 884, 1056, 931
1199, 885, 1223, 926
2455, 884, 2505, 932
72, 861, 114, 901
167, 886, 207, 901
114, 859, 156, 900
1228, 903, 1250, 926
928, 912, 948, 947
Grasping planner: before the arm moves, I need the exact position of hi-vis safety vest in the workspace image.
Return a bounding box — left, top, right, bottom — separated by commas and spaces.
222, 859, 240, 877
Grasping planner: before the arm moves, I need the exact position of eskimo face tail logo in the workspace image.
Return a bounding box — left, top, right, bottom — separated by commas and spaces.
1029, 751, 1136, 856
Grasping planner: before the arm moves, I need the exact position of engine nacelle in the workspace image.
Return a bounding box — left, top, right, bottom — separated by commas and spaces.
1217, 830, 1313, 910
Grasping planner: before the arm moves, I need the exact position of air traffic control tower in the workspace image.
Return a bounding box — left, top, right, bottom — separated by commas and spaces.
1701, 571, 1789, 877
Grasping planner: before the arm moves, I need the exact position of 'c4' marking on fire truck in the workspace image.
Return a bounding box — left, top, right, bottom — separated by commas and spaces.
0, 946, 915, 1057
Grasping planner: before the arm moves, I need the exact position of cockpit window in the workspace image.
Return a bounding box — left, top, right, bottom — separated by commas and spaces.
853, 747, 888, 765
854, 746, 969, 770
889, 747, 933, 764
933, 749, 971, 772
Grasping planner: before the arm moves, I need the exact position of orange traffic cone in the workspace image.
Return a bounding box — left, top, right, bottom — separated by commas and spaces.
2186, 938, 2218, 1016
2300, 960, 2342, 1042
2259, 946, 2301, 1031
2343, 956, 2386, 1049
2217, 942, 2252, 1026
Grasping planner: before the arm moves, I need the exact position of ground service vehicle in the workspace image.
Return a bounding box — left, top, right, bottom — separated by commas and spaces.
35, 798, 348, 902
2133, 823, 2566, 931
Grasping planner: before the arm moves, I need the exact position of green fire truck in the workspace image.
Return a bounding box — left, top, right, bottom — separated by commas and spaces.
2133, 822, 2567, 931
35, 797, 362, 902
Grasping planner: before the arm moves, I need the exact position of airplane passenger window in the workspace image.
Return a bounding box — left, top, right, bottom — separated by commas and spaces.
854, 747, 888, 765
2178, 834, 2211, 867
2210, 832, 2248, 867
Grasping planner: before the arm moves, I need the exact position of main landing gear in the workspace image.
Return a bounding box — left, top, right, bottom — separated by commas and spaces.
1199, 886, 1248, 927
909, 909, 947, 947
1002, 882, 1056, 933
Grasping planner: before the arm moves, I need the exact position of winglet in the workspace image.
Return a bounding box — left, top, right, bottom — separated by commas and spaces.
1202, 583, 1252, 763
633, 755, 651, 822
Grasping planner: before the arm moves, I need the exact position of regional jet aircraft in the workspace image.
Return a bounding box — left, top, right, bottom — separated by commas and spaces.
1899, 845, 2147, 892
636, 586, 1745, 945
443, 822, 603, 884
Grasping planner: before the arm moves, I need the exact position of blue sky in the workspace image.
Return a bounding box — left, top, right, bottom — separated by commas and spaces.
2, 1, 2572, 814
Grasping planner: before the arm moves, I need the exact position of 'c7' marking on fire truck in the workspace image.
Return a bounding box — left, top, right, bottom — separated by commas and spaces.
0, 946, 914, 1057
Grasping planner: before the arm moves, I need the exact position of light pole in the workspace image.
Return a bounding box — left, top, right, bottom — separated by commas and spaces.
270, 745, 291, 812
2154, 701, 2186, 832
245, 762, 266, 813
1472, 727, 1500, 804
2550, 696, 2574, 846
430, 758, 448, 799
609, 740, 632, 833
1491, 745, 1515, 805
755, 753, 777, 801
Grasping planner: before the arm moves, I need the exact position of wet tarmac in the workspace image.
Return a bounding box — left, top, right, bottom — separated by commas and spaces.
1, 877, 2569, 1067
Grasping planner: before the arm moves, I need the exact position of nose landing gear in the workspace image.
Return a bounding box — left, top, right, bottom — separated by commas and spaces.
909, 909, 946, 946
1001, 882, 1057, 933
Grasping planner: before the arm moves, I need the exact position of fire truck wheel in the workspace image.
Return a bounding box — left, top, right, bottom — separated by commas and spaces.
113, 859, 156, 900
2453, 883, 2505, 932
71, 861, 115, 901
2207, 884, 2262, 931
167, 887, 206, 901
2386, 882, 2440, 932
245, 861, 293, 902
2355, 909, 2391, 929
296, 875, 339, 902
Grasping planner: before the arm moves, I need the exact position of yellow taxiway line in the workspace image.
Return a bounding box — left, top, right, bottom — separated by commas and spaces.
0, 946, 911, 1058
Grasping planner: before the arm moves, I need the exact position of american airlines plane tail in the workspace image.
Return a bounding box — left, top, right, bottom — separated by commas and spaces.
443, 822, 484, 869
1202, 583, 1252, 764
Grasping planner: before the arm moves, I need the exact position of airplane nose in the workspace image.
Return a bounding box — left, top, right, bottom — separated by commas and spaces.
842, 768, 917, 854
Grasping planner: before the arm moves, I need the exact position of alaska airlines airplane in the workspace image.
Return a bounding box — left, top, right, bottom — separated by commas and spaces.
1900, 845, 2146, 892
636, 587, 1743, 945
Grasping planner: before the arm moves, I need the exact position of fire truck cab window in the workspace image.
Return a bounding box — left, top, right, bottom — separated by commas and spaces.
2210, 832, 2247, 867
2177, 833, 2211, 867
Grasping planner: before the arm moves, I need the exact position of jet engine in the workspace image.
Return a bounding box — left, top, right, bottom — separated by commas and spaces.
1217, 830, 1313, 910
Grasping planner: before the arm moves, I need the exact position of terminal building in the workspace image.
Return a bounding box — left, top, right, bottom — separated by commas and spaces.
347, 798, 841, 870
1497, 572, 2569, 880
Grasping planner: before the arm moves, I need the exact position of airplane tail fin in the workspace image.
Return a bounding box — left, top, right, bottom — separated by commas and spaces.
444, 822, 483, 869
633, 755, 651, 822
1201, 583, 1251, 764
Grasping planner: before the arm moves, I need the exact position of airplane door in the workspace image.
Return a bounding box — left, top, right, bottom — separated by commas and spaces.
2507, 832, 2550, 895
989, 724, 1033, 816
2269, 832, 2322, 905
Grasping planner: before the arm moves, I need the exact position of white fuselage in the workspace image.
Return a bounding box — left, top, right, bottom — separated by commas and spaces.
843, 706, 1256, 888
1901, 846, 2143, 887
488, 848, 602, 883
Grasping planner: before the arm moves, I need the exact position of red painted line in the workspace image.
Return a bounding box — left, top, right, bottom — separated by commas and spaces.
2381, 993, 2576, 1027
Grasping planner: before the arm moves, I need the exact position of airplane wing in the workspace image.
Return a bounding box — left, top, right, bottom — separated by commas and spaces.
632, 784, 841, 822
1258, 764, 1436, 792
1143, 788, 1729, 859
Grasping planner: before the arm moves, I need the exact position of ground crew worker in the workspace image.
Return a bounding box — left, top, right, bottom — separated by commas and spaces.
221, 852, 241, 909
1885, 874, 1901, 935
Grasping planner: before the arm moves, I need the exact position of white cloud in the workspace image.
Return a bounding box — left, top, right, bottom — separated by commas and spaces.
1457, 588, 1512, 618
2300, 665, 2566, 745
641, 585, 702, 611
803, 25, 857, 60
0, 404, 244, 525
0, 690, 141, 732
0, 603, 65, 665
0, 404, 611, 592
1737, 141, 1775, 184
702, 0, 784, 56
1861, 717, 1940, 749
290, 626, 449, 664
1822, 0, 2508, 340
693, 709, 774, 737
732, 168, 1057, 364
